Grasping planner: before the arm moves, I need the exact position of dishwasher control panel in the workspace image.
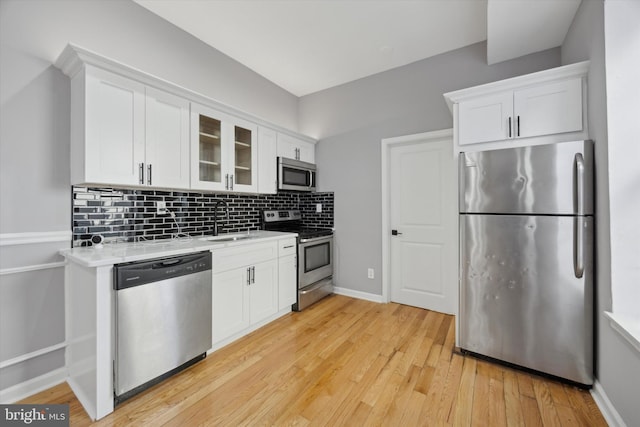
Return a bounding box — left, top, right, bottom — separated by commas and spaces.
113, 251, 212, 290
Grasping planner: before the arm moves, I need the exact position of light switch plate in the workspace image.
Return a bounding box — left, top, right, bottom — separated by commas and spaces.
316, 203, 322, 213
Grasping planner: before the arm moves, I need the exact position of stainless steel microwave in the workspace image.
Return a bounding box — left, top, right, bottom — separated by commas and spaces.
278, 157, 316, 192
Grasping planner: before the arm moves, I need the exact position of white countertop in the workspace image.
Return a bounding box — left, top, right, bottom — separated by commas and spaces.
59, 230, 297, 267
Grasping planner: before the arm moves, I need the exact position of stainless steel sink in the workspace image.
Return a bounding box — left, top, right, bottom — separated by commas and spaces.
199, 233, 254, 242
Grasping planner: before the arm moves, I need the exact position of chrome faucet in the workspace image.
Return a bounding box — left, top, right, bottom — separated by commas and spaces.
212, 199, 230, 236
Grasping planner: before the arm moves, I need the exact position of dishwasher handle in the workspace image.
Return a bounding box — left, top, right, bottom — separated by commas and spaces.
114, 251, 212, 290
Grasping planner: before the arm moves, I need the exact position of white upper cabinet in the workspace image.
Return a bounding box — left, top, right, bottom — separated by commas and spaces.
277, 133, 315, 163
73, 67, 190, 188
57, 44, 315, 193
446, 61, 589, 148
513, 78, 582, 139
257, 127, 278, 194
458, 91, 513, 145
191, 103, 258, 193
144, 88, 190, 188
82, 68, 145, 186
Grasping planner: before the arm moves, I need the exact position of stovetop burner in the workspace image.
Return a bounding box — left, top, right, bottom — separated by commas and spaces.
261, 210, 333, 239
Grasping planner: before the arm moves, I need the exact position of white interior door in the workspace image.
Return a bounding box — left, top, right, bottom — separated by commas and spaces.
389, 136, 455, 314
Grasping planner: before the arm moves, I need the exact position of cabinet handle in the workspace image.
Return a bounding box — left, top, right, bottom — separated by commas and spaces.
508, 117, 512, 138
517, 115, 520, 137
247, 267, 251, 285
225, 174, 229, 190
230, 174, 234, 191
283, 245, 294, 249
147, 164, 152, 185
139, 163, 144, 184
251, 266, 255, 284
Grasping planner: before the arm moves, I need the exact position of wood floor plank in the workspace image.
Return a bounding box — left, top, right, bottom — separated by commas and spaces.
452, 356, 477, 426
532, 377, 563, 427
381, 364, 422, 423
503, 369, 526, 427
471, 360, 491, 427
546, 380, 572, 408
488, 364, 508, 427
555, 404, 582, 427
522, 395, 545, 427
17, 295, 607, 427
436, 353, 465, 423
517, 372, 537, 398
567, 386, 609, 427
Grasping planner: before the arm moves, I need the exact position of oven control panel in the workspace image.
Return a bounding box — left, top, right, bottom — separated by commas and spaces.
263, 210, 302, 222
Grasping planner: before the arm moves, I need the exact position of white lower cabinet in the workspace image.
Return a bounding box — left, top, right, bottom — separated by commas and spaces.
249, 261, 278, 324
212, 239, 294, 346
278, 238, 297, 310
212, 267, 251, 342
278, 255, 297, 310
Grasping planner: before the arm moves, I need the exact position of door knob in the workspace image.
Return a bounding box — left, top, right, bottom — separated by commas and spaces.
391, 229, 403, 236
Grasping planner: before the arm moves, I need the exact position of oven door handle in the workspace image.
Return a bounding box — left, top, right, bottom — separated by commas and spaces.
299, 235, 333, 244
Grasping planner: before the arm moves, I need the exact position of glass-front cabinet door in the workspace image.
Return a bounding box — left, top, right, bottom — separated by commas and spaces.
191, 103, 258, 192
191, 103, 228, 191
231, 119, 257, 192
198, 115, 222, 184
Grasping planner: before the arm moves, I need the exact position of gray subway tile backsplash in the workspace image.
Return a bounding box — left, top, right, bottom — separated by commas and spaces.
72, 187, 334, 247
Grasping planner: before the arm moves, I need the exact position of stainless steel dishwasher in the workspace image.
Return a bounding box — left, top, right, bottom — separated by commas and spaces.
113, 251, 212, 404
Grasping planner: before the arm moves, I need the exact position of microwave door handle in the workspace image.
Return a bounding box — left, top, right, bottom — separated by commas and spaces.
310, 170, 315, 189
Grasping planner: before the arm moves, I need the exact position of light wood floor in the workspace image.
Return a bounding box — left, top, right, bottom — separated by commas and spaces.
21, 295, 607, 426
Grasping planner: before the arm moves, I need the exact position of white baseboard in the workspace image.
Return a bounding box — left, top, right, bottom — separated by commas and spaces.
591, 380, 627, 427
333, 286, 384, 303
0, 367, 67, 404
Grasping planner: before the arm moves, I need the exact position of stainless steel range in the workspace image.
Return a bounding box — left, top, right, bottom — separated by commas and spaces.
262, 210, 333, 311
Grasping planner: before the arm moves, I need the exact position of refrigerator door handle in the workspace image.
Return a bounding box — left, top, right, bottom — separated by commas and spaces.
575, 153, 585, 216
574, 153, 585, 278
574, 217, 585, 278
459, 153, 466, 210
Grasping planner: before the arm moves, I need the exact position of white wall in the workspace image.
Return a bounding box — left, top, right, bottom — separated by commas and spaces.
0, 0, 298, 399
299, 42, 560, 296
562, 1, 640, 425
604, 0, 640, 321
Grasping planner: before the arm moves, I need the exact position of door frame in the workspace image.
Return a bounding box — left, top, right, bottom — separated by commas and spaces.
380, 128, 456, 312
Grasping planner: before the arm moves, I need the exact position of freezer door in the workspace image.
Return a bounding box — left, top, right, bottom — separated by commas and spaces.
460, 140, 593, 215
459, 214, 593, 385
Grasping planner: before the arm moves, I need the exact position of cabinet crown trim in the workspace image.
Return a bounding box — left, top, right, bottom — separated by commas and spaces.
54, 43, 315, 144
443, 60, 589, 112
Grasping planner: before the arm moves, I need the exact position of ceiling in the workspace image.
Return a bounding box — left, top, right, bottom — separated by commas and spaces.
134, 0, 581, 97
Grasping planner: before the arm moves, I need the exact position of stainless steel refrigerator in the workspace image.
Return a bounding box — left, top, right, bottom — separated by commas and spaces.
459, 140, 594, 386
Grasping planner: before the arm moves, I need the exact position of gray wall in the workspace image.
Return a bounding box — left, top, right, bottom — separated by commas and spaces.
562, 1, 640, 426
299, 42, 560, 295
0, 0, 298, 394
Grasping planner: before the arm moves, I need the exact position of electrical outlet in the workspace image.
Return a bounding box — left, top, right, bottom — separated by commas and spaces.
367, 268, 375, 279
156, 201, 167, 215
316, 203, 322, 213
